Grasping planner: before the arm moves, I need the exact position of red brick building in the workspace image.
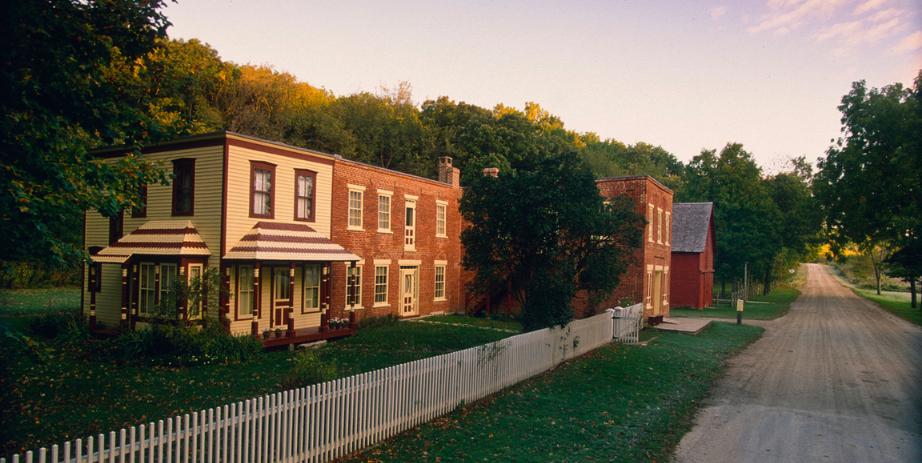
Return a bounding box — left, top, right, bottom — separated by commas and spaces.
329, 156, 464, 322
592, 176, 673, 323
669, 202, 715, 309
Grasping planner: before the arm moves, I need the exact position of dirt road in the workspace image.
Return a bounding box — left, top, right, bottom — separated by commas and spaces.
674, 264, 922, 462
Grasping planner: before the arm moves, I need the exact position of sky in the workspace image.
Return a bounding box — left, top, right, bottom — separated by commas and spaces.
163, 0, 922, 171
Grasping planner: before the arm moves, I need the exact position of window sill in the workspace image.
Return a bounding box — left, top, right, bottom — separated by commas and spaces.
377, 229, 393, 234
433, 298, 447, 302
373, 302, 390, 308
403, 247, 416, 252
347, 226, 364, 232
300, 309, 322, 315
436, 234, 448, 239
345, 306, 364, 311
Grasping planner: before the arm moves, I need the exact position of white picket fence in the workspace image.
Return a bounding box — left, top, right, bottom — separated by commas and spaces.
609, 303, 643, 344
3, 312, 615, 463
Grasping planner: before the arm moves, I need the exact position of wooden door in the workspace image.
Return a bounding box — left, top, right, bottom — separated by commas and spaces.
400, 266, 418, 316
652, 270, 663, 316
272, 267, 291, 327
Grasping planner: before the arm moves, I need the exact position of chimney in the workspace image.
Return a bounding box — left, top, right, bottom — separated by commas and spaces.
482, 167, 499, 178
438, 156, 454, 185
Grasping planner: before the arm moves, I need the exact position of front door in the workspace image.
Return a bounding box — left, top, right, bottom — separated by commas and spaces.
400, 266, 418, 316
272, 267, 291, 327
652, 270, 663, 316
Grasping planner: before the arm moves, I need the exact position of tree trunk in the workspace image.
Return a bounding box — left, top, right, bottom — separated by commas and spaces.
762, 270, 772, 296
911, 278, 917, 309
870, 251, 883, 295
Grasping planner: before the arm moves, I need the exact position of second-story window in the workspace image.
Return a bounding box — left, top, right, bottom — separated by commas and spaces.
405, 199, 416, 249
131, 184, 147, 218
172, 159, 195, 216
378, 192, 391, 232
250, 162, 275, 218
647, 203, 654, 243
665, 211, 671, 245
295, 170, 315, 221
436, 201, 447, 237
347, 186, 364, 230
657, 207, 663, 244
108, 210, 123, 245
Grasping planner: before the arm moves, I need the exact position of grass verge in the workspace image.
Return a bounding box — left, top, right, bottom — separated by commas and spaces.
0, 289, 513, 456
421, 314, 522, 332
850, 287, 921, 327
345, 322, 764, 463
671, 286, 800, 320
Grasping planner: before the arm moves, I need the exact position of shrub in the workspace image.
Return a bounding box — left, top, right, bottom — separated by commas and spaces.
279, 350, 338, 390
0, 261, 79, 288
28, 310, 87, 342
95, 321, 261, 366
358, 314, 398, 329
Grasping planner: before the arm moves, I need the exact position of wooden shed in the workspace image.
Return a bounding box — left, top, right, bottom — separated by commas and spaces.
669, 202, 715, 309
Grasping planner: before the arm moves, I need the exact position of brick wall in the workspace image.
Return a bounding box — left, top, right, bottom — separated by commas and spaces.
329, 158, 463, 321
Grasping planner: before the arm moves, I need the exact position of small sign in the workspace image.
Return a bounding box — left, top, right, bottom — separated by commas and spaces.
736, 299, 744, 312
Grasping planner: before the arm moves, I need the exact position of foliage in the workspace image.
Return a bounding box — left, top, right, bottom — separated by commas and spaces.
0, 0, 173, 266
815, 71, 922, 295
27, 309, 86, 342
671, 286, 800, 320
345, 322, 763, 463
461, 150, 643, 330
279, 350, 339, 390
0, 261, 79, 289
94, 321, 262, 367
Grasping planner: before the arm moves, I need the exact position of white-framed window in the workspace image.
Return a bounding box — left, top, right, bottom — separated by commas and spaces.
405, 199, 416, 250
374, 265, 388, 305
303, 264, 321, 312
345, 265, 363, 308
378, 193, 391, 232
434, 264, 446, 301
665, 211, 671, 246
657, 207, 663, 244
138, 262, 156, 315
647, 203, 654, 243
273, 267, 291, 302
348, 187, 364, 230
237, 265, 254, 317
436, 201, 447, 237
160, 263, 178, 307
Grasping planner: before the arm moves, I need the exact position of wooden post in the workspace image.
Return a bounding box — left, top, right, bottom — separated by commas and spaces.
88, 263, 97, 330
130, 263, 139, 329
287, 262, 295, 337
221, 265, 231, 328
120, 264, 129, 329
178, 264, 187, 322
252, 263, 261, 336
320, 263, 331, 332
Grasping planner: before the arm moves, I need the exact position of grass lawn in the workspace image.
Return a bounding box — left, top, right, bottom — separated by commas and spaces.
345, 322, 764, 463
0, 289, 514, 456
421, 314, 522, 332
851, 287, 922, 327
670, 286, 801, 321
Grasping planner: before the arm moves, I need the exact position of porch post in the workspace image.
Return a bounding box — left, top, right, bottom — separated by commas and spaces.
252, 262, 261, 336
178, 264, 187, 322
130, 263, 139, 329
120, 264, 129, 329
320, 263, 331, 332
221, 265, 231, 328
287, 262, 295, 337
88, 263, 97, 330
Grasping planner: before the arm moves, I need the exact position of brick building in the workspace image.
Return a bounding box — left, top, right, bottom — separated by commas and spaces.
669, 202, 715, 309
593, 176, 673, 323
328, 156, 464, 323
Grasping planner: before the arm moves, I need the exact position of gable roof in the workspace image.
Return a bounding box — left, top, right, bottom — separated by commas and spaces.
224, 222, 361, 262
671, 202, 713, 253
92, 220, 211, 264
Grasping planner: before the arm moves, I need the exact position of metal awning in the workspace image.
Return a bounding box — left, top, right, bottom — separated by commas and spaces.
224, 221, 361, 262
91, 220, 211, 264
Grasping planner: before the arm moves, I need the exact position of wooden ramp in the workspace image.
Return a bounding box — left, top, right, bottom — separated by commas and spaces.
656, 317, 712, 335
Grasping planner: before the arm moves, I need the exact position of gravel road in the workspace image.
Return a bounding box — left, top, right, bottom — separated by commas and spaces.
673, 263, 922, 462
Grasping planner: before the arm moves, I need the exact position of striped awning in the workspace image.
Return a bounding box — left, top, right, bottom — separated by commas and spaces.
224, 222, 361, 262
91, 220, 211, 264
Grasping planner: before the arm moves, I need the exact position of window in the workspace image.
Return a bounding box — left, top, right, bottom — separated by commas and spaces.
138, 263, 156, 315
132, 184, 147, 218
172, 159, 195, 216
657, 208, 663, 244
348, 188, 364, 229
434, 265, 446, 300
647, 203, 654, 242
237, 265, 254, 317
187, 264, 203, 320
160, 263, 178, 308
378, 193, 391, 232
436, 201, 447, 237
108, 210, 123, 245
374, 266, 388, 305
295, 170, 316, 221
405, 200, 416, 250
250, 162, 275, 218
345, 265, 362, 307
303, 264, 321, 312
274, 267, 291, 301
87, 261, 102, 292
665, 212, 671, 245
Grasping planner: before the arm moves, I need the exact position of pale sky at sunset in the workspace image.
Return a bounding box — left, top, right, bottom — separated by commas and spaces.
163, 0, 922, 171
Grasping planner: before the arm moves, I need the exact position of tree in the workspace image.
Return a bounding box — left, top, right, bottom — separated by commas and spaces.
885, 240, 921, 308
0, 0, 172, 265
460, 150, 642, 330
764, 157, 822, 292
678, 144, 783, 295
815, 72, 922, 295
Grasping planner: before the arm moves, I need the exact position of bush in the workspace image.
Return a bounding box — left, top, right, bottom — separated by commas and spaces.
95, 321, 262, 366
28, 310, 86, 341
358, 314, 398, 329
279, 350, 338, 390
0, 261, 79, 289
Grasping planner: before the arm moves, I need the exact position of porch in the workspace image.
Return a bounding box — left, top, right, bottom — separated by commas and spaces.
260, 325, 356, 348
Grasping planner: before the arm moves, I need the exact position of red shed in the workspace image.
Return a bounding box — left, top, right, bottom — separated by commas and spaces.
669, 202, 715, 309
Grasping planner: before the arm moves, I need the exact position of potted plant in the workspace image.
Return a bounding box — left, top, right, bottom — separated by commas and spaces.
274, 327, 283, 338
262, 330, 271, 340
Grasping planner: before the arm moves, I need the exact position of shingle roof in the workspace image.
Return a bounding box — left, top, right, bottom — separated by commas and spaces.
92, 220, 211, 264
671, 202, 713, 253
224, 222, 361, 262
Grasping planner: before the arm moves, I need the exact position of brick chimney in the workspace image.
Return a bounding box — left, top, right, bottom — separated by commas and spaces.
438, 156, 461, 188
482, 167, 499, 178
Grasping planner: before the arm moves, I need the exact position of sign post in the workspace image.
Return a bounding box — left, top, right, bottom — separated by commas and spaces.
736, 298, 744, 325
